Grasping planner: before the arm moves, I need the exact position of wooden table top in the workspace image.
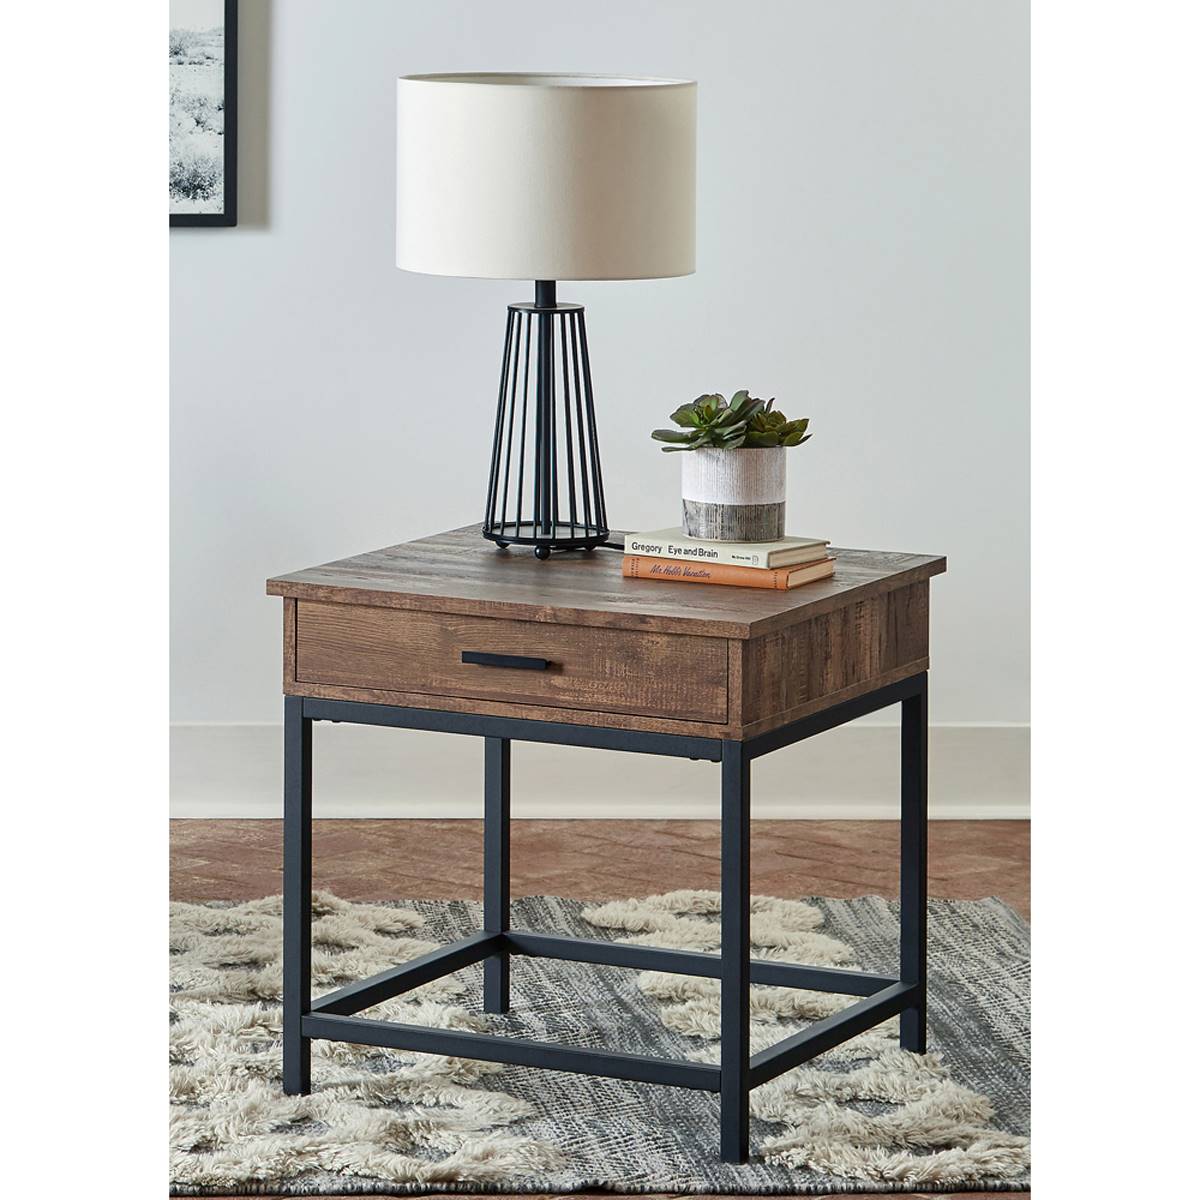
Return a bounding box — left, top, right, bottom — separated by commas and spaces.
267, 525, 945, 640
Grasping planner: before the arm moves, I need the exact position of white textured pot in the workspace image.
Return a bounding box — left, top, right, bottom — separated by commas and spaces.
680, 447, 787, 541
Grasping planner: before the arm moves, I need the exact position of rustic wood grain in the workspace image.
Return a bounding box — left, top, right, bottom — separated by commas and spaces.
737, 660, 932, 739
270, 526, 944, 738
735, 582, 930, 735
267, 524, 946, 640
885, 579, 931, 668
282, 597, 296, 690
283, 679, 735, 738
295, 600, 728, 724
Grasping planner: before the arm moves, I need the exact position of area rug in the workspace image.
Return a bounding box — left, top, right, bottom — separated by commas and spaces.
170, 891, 1030, 1194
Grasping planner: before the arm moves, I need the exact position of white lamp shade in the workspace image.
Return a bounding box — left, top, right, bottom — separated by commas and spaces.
396, 73, 696, 281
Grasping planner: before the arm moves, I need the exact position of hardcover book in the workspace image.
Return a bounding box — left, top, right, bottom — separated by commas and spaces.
622, 554, 835, 590
624, 527, 829, 569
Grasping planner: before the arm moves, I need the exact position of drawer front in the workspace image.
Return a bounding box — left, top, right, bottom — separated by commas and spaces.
294, 601, 728, 724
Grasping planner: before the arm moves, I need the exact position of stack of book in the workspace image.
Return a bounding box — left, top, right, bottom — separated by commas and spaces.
622, 527, 835, 590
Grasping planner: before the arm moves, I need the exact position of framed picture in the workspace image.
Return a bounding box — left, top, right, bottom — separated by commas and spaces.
169, 0, 238, 226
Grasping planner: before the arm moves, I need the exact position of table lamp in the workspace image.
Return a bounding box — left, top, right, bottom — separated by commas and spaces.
396, 73, 697, 558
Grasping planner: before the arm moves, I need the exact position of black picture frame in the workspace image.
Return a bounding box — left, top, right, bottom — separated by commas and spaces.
170, 0, 238, 227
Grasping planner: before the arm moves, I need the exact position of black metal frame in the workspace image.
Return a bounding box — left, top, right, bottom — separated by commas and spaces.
482, 280, 609, 559
283, 672, 929, 1163
169, 0, 238, 228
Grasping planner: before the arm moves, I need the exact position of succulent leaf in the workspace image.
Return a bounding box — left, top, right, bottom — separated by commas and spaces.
653, 391, 812, 451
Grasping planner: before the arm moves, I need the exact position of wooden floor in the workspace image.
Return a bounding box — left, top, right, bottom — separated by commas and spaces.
170, 818, 1029, 918
170, 818, 1029, 1200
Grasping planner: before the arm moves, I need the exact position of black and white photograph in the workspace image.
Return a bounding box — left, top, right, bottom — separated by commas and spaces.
169, 0, 237, 225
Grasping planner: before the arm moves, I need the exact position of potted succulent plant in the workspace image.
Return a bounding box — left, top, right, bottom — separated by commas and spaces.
652, 390, 812, 541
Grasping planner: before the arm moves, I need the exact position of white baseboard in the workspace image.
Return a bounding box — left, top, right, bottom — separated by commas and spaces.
171, 723, 1029, 819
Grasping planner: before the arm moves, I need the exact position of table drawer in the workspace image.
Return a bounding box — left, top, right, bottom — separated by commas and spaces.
294, 601, 728, 724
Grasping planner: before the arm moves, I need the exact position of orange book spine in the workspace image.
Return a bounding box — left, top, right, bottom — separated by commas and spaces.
623, 554, 799, 589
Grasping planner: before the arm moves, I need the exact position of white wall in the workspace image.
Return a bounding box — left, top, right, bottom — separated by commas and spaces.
171, 1, 1028, 809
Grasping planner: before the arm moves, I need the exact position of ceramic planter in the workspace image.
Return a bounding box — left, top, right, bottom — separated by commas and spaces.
680, 446, 786, 541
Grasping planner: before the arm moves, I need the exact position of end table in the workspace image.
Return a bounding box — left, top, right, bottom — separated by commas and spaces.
267, 525, 945, 1163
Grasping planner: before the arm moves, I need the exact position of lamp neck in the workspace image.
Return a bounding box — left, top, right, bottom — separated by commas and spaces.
534, 279, 557, 310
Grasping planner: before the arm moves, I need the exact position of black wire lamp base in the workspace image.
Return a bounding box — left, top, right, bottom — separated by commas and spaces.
483, 281, 609, 559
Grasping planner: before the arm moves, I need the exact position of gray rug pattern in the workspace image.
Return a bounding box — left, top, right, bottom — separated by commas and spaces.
170, 892, 1029, 1194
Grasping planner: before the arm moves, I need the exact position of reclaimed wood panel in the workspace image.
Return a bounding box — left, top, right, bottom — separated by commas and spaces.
283, 679, 734, 739
295, 601, 728, 725
282, 597, 297, 689
734, 582, 929, 735
268, 524, 946, 640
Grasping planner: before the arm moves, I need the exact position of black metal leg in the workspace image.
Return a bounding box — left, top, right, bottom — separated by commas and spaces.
900, 674, 929, 1052
285, 678, 928, 1158
483, 736, 511, 1013
720, 740, 751, 1163
283, 696, 312, 1094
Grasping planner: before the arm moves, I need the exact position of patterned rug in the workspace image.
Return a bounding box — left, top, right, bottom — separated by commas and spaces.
170, 891, 1030, 1194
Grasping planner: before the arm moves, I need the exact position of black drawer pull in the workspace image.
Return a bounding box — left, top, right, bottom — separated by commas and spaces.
461, 650, 551, 671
